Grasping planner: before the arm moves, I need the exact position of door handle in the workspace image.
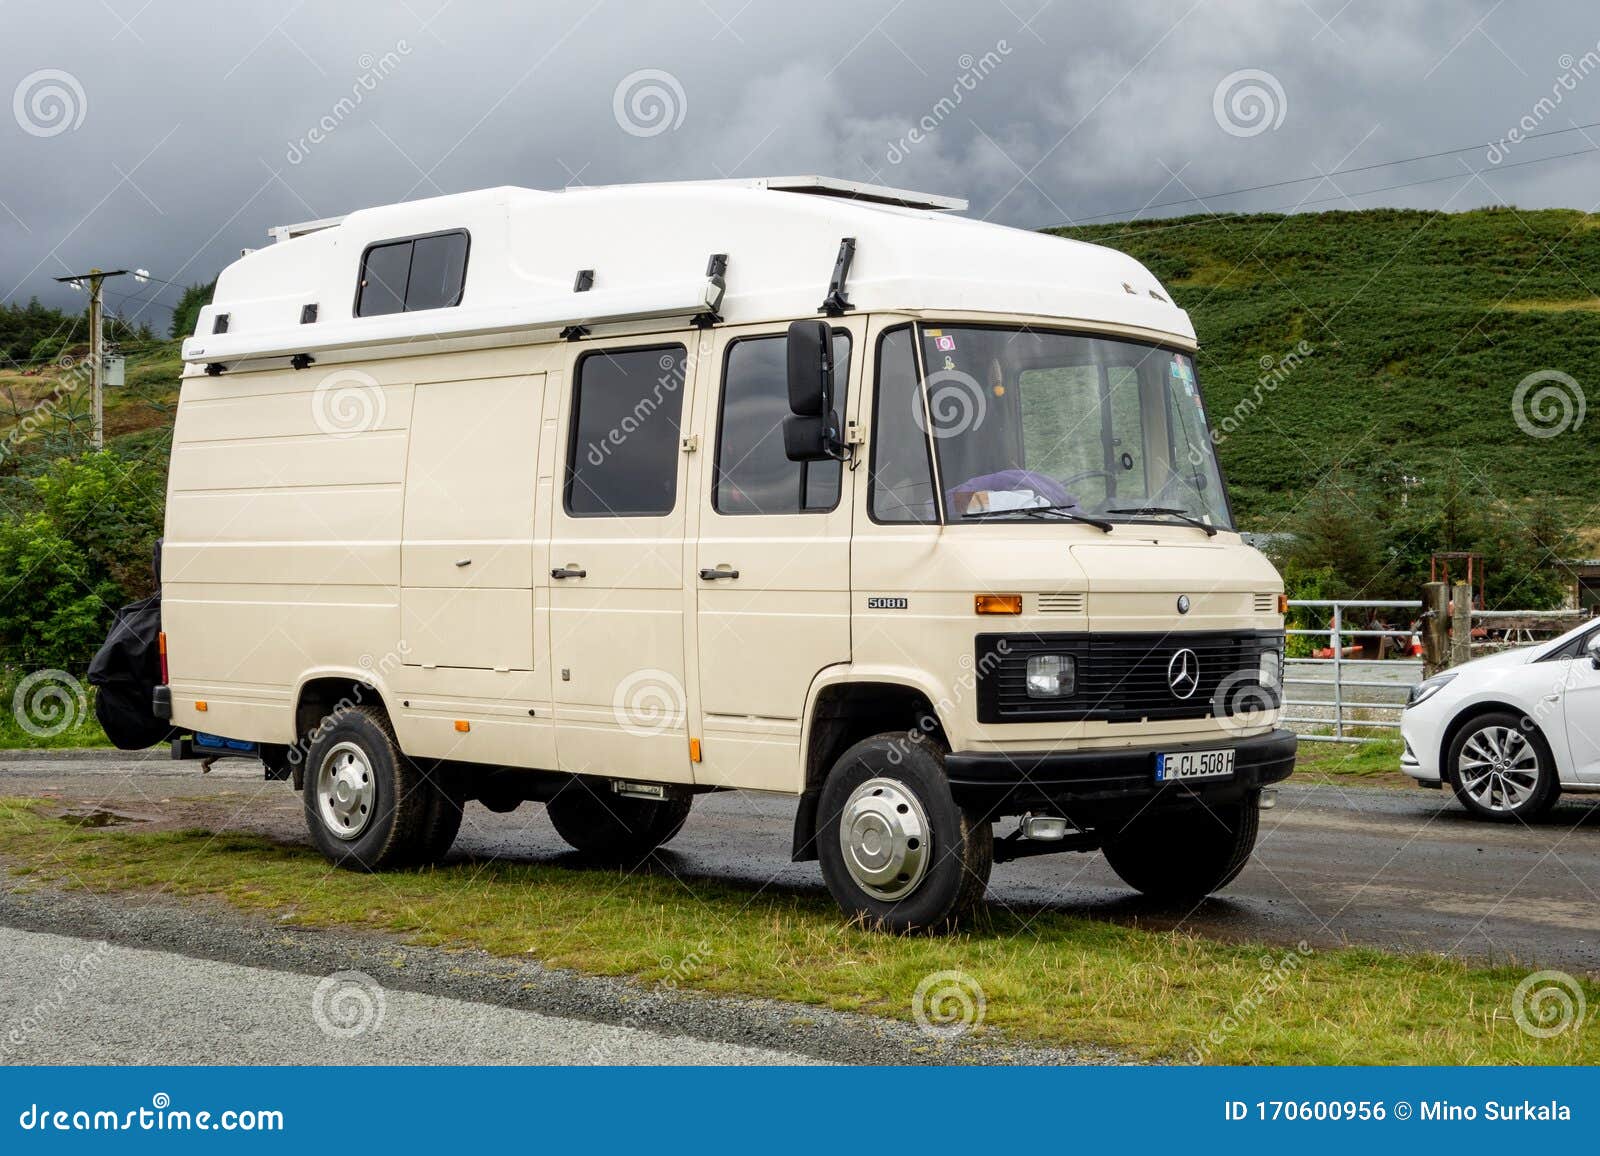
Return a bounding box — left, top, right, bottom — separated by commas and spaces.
551, 567, 587, 580
454, 557, 472, 567
699, 567, 740, 581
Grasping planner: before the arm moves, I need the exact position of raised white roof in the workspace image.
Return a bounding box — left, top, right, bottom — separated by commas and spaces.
183, 178, 1193, 367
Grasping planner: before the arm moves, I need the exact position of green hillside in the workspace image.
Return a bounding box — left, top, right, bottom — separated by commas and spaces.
1054, 207, 1600, 533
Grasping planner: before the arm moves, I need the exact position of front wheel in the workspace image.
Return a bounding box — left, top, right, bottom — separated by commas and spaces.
816, 735, 992, 933
1102, 794, 1260, 903
1447, 712, 1559, 822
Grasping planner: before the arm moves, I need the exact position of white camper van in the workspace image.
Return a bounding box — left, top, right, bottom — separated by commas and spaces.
157, 177, 1293, 931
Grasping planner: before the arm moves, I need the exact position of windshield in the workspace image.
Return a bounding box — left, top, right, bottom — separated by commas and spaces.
911, 324, 1232, 529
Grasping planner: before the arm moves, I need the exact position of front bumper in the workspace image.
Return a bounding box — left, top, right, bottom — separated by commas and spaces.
945, 728, 1297, 819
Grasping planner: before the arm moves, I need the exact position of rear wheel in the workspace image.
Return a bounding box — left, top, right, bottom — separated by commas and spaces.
1448, 712, 1559, 822
816, 735, 992, 934
545, 781, 691, 856
1102, 794, 1259, 903
302, 706, 432, 870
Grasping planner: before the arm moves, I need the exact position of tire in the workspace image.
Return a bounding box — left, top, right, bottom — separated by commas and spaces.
413, 766, 465, 866
816, 734, 992, 934
545, 780, 691, 857
302, 706, 432, 870
1102, 793, 1260, 903
1447, 711, 1560, 822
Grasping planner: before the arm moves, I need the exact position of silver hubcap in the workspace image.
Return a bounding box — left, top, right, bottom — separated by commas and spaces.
316, 741, 376, 840
838, 777, 930, 900
1457, 725, 1540, 812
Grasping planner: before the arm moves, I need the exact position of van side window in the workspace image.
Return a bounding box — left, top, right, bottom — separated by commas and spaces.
713, 332, 850, 515
565, 345, 687, 518
355, 230, 469, 317
869, 326, 938, 523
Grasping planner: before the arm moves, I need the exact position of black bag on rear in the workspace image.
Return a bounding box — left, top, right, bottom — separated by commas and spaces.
87, 594, 176, 750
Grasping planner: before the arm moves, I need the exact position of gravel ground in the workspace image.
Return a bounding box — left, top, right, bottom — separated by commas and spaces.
0, 866, 1114, 1067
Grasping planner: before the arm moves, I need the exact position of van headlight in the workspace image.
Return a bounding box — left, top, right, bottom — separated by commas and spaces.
1405, 672, 1457, 709
1026, 654, 1076, 698
1258, 648, 1283, 693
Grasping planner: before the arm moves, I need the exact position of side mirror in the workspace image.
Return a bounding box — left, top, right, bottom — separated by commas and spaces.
1586, 632, 1600, 669
783, 319, 840, 462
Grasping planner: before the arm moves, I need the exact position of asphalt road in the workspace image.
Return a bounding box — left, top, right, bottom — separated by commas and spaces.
3, 750, 1597, 977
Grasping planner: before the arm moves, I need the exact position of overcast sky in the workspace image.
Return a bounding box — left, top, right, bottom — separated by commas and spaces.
4, 0, 1599, 330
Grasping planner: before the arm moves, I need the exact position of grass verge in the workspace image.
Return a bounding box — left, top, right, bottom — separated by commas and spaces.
1291, 737, 1414, 788
4, 798, 1594, 1064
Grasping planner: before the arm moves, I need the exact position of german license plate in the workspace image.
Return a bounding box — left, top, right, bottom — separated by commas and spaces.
1156, 748, 1235, 782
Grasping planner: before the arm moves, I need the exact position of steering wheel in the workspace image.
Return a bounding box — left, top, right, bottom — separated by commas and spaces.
1059, 468, 1115, 489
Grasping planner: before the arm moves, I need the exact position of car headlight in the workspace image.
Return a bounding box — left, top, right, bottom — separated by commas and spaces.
1258, 648, 1283, 694
1026, 654, 1076, 698
1405, 672, 1457, 709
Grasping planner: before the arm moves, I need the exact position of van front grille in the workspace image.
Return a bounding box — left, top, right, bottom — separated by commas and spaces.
1037, 593, 1086, 613
1254, 593, 1277, 614
975, 630, 1282, 724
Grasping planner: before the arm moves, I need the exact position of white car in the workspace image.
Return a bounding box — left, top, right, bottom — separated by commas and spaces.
1401, 618, 1600, 820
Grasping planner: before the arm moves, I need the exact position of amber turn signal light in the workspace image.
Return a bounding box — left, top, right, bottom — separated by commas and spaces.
454, 719, 470, 733
1278, 593, 1290, 615
975, 594, 1023, 615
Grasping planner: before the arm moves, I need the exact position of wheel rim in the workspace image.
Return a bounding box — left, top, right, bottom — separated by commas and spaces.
1457, 725, 1541, 812
838, 777, 930, 900
316, 741, 376, 840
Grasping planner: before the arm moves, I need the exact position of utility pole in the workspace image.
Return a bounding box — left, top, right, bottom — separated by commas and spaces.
54, 267, 129, 450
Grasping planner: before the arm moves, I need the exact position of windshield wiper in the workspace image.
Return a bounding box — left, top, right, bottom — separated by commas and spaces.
963, 504, 1114, 532
1106, 506, 1219, 536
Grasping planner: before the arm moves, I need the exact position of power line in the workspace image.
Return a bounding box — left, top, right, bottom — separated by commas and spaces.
1075, 140, 1600, 242
1048, 119, 1600, 228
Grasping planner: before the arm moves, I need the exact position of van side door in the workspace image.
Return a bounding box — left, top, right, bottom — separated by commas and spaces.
688, 322, 859, 792
549, 338, 696, 783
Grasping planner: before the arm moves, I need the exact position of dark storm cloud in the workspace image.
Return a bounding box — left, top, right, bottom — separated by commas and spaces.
3, 0, 1599, 329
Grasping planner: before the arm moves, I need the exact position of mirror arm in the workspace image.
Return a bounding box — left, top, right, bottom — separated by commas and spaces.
818, 237, 856, 316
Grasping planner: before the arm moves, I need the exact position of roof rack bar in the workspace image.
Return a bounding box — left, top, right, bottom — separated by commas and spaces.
267, 215, 347, 243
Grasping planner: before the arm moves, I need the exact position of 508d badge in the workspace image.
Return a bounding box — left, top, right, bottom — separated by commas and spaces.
866, 597, 909, 610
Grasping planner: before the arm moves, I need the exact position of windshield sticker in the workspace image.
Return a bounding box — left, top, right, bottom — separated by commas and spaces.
943, 355, 957, 371
934, 335, 957, 352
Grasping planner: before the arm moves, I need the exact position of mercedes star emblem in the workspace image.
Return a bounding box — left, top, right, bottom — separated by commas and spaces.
1177, 594, 1191, 614
1167, 648, 1200, 699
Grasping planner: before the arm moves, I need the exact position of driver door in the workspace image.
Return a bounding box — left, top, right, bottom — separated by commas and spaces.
1562, 633, 1600, 782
